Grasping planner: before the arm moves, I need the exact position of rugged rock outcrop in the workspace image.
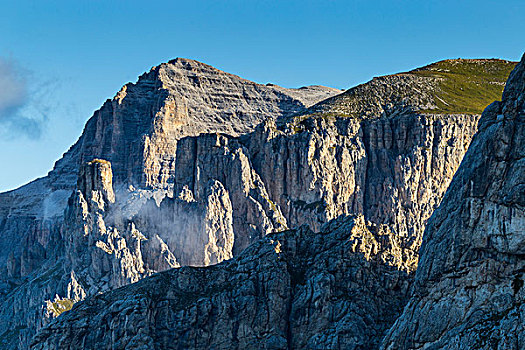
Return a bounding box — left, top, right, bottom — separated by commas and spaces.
31, 215, 413, 350
0, 57, 341, 283
167, 111, 480, 261
0, 60, 341, 348
0, 58, 516, 348
382, 55, 525, 349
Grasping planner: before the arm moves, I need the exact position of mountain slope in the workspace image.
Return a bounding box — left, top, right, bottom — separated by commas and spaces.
382, 54, 525, 349
0, 58, 515, 349
31, 215, 413, 350
301, 58, 515, 119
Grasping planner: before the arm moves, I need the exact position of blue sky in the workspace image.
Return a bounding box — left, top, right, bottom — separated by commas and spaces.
0, 0, 523, 192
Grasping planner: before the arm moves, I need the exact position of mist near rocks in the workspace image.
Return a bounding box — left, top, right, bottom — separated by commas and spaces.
108, 184, 234, 268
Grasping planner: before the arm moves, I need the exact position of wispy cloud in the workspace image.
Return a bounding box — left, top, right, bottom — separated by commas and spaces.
0, 57, 51, 139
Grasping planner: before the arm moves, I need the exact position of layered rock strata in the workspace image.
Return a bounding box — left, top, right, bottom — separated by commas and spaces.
382, 54, 525, 350
0, 58, 515, 348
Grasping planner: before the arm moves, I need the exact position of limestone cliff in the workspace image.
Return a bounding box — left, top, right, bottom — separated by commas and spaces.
31, 215, 413, 350
0, 57, 341, 282
382, 55, 525, 350
0, 58, 516, 349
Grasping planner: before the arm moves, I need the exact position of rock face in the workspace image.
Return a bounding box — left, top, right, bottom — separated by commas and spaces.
60, 58, 342, 189
31, 215, 413, 350
0, 57, 341, 280
382, 55, 525, 349
0, 58, 515, 349
166, 111, 480, 262
0, 60, 341, 348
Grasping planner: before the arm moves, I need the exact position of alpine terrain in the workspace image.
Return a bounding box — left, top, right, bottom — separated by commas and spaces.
0, 55, 520, 349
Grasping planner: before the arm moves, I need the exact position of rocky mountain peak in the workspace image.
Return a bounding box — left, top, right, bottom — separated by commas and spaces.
46, 57, 342, 190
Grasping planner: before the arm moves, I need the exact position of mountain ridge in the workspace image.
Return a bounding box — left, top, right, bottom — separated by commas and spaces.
0, 56, 517, 349
29, 55, 525, 350
302, 58, 516, 121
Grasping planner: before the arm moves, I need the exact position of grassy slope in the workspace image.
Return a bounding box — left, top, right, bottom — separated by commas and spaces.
302, 59, 517, 120
411, 59, 516, 114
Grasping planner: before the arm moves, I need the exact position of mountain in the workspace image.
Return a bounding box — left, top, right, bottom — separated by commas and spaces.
382, 54, 525, 349
0, 57, 516, 349
31, 215, 413, 350
30, 56, 524, 350
0, 59, 341, 348
0, 57, 341, 273
0, 58, 341, 272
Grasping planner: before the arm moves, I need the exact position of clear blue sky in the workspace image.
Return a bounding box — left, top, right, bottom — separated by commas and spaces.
0, 0, 523, 192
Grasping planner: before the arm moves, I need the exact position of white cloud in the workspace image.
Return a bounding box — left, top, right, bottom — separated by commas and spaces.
0, 57, 47, 138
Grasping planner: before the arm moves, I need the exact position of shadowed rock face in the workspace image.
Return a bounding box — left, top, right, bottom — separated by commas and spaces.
0, 58, 514, 349
382, 55, 525, 350
31, 215, 413, 350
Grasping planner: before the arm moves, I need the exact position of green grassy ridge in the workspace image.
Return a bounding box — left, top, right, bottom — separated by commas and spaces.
408, 59, 517, 114
303, 59, 516, 120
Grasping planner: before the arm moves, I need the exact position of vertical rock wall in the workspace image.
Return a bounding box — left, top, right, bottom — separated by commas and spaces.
382, 54, 525, 350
